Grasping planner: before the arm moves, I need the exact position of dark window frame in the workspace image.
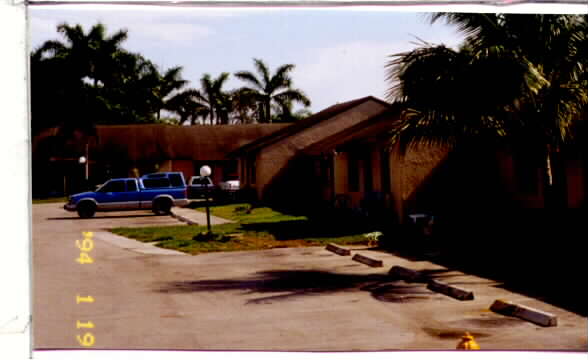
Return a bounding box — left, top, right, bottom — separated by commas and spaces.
348, 153, 359, 192
364, 152, 373, 193
380, 149, 391, 193
247, 155, 257, 185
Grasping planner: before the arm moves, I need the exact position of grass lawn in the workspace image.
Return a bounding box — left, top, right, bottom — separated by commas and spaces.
111, 203, 374, 255
32, 197, 67, 204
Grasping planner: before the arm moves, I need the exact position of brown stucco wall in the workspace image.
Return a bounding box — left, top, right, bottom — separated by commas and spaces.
566, 158, 585, 208
390, 143, 449, 222
334, 152, 348, 195
171, 160, 195, 180
372, 150, 383, 192
495, 150, 545, 208
159, 160, 173, 172
255, 100, 390, 200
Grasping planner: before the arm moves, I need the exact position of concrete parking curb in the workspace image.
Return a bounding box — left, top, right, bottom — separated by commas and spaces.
427, 279, 474, 301
490, 299, 557, 327
352, 254, 383, 267
170, 209, 198, 225
388, 266, 426, 282
325, 243, 351, 256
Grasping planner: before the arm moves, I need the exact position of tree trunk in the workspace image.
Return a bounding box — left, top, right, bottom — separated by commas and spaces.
267, 101, 272, 124
544, 147, 568, 209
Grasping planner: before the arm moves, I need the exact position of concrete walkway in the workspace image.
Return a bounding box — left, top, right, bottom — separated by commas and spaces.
171, 207, 233, 226
94, 231, 188, 256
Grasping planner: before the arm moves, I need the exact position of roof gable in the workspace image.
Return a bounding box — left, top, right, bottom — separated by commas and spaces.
228, 96, 392, 157
302, 104, 403, 155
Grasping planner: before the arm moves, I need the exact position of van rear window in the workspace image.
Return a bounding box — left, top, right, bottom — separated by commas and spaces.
169, 173, 184, 187
142, 178, 171, 188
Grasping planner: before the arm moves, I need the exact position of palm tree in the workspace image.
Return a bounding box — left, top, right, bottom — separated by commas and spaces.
387, 13, 588, 207
38, 22, 128, 87
193, 73, 231, 125
229, 88, 259, 124
144, 64, 194, 122
235, 58, 311, 123
109, 52, 159, 123
271, 100, 313, 123
33, 22, 137, 132
165, 90, 208, 125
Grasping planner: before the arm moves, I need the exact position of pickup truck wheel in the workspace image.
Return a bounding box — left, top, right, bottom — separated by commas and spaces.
77, 202, 96, 218
153, 198, 172, 215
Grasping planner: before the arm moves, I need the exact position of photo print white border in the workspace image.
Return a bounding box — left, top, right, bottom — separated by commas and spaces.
2, 0, 587, 359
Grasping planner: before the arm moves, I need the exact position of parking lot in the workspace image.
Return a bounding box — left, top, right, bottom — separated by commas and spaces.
33, 203, 587, 351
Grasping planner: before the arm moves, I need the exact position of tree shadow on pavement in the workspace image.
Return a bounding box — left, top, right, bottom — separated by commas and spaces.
156, 270, 454, 305
240, 220, 371, 241
383, 208, 588, 317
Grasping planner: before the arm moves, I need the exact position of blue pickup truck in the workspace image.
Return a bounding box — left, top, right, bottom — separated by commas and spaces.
64, 172, 189, 218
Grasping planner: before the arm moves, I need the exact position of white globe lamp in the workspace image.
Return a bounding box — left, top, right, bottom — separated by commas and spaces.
200, 165, 212, 177
199, 165, 212, 233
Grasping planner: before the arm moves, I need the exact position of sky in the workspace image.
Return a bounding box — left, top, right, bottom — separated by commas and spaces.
29, 5, 465, 113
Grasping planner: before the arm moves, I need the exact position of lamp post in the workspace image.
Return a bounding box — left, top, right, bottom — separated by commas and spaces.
200, 165, 212, 233
78, 143, 89, 190
78, 154, 88, 191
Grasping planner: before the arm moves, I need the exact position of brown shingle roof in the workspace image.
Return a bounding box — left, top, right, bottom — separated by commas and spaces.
99, 124, 291, 161
302, 104, 403, 155
33, 124, 290, 161
228, 96, 392, 157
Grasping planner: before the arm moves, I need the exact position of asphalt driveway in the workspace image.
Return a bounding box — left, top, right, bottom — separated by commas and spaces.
32, 203, 587, 351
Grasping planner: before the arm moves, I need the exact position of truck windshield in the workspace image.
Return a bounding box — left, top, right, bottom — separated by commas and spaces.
97, 180, 126, 193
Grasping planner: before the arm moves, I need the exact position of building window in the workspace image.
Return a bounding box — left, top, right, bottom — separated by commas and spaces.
364, 152, 373, 193
247, 155, 256, 185
223, 160, 238, 180
380, 149, 391, 193
348, 153, 359, 192
320, 156, 332, 187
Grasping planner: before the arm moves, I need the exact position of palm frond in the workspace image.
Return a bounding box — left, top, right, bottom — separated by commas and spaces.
273, 89, 311, 107
36, 40, 67, 58
429, 12, 503, 50
56, 23, 85, 45
269, 63, 295, 92
389, 13, 587, 155
234, 71, 263, 91
213, 72, 230, 92
253, 58, 271, 89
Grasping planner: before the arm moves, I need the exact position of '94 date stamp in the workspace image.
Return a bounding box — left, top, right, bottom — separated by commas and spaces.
75, 231, 95, 347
